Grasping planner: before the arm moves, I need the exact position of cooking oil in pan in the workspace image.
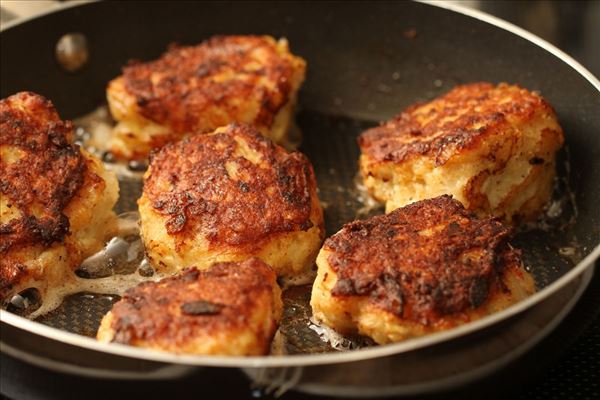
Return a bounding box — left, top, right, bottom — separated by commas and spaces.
3, 109, 585, 354
6, 211, 160, 322
73, 105, 303, 176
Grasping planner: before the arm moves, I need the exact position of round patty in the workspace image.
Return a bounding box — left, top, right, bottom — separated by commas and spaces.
138, 123, 324, 281
97, 258, 282, 356
311, 195, 535, 344
0, 92, 118, 302
358, 82, 564, 223
107, 35, 306, 159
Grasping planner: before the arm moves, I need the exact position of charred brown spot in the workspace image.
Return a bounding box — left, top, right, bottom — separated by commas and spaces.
529, 157, 545, 165
468, 276, 489, 308
326, 195, 518, 324
180, 300, 224, 315
238, 181, 250, 193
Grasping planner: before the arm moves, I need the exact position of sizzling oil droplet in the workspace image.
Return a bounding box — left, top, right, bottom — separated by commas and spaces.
73, 106, 146, 179
9, 211, 163, 320
7, 289, 42, 316
353, 172, 384, 218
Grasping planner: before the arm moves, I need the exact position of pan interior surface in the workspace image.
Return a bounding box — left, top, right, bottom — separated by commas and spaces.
26, 107, 585, 355
1, 0, 599, 367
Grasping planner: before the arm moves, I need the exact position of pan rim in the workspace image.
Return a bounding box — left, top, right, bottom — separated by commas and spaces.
0, 0, 91, 32
1, 0, 599, 368
292, 267, 594, 397
419, 0, 600, 90
1, 245, 598, 368
1, 0, 599, 91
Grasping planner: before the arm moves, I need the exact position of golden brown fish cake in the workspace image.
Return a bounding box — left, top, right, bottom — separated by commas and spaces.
358, 82, 564, 223
107, 35, 306, 160
138, 123, 324, 280
97, 258, 282, 356
0, 92, 118, 303
310, 195, 535, 344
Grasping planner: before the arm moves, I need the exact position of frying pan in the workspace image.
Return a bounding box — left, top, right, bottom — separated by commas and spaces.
1, 0, 599, 397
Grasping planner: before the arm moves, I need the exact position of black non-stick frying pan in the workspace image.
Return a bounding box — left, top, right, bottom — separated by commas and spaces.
1, 1, 599, 397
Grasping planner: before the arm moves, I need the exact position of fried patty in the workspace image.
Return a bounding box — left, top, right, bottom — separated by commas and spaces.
359, 82, 564, 223
107, 35, 306, 160
138, 123, 324, 280
97, 258, 282, 356
310, 195, 535, 344
0, 92, 118, 302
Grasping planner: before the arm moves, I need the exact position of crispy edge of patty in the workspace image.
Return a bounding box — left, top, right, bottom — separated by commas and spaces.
358, 82, 563, 167
97, 258, 282, 355
310, 195, 535, 339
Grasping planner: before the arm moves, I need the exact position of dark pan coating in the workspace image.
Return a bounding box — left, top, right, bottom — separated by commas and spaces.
121, 35, 297, 134
324, 195, 520, 324
358, 82, 558, 166
107, 258, 277, 347
0, 92, 86, 253
143, 123, 316, 249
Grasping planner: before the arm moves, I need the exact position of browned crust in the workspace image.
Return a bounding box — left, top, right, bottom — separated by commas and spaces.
324, 195, 520, 324
0, 260, 27, 300
0, 92, 86, 253
108, 258, 277, 347
143, 123, 317, 250
358, 82, 559, 166
121, 35, 297, 134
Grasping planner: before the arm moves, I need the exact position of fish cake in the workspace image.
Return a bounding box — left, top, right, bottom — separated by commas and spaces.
310, 195, 535, 344
107, 35, 306, 160
0, 92, 119, 303
358, 82, 564, 223
97, 258, 282, 356
138, 123, 324, 281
